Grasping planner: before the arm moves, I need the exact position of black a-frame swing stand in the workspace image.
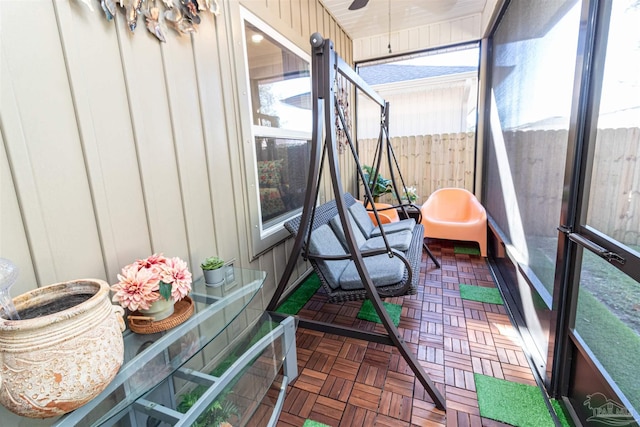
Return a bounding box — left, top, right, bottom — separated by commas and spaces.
266, 34, 446, 411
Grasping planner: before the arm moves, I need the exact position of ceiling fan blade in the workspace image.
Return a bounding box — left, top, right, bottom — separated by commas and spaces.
348, 0, 369, 10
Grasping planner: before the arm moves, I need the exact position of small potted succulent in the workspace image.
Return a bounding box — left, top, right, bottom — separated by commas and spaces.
201, 256, 225, 286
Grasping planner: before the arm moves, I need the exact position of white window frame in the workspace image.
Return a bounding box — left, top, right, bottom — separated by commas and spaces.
238, 7, 312, 257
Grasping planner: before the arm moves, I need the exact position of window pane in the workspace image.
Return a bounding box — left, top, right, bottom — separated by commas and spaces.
243, 15, 312, 235
575, 1, 640, 414
585, 0, 640, 244
486, 0, 581, 296
244, 22, 311, 132
574, 251, 640, 413
255, 138, 310, 227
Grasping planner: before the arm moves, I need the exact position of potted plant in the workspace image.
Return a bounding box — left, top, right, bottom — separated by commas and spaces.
111, 253, 192, 321
362, 165, 393, 202
201, 256, 225, 286
401, 186, 418, 203
0, 276, 126, 418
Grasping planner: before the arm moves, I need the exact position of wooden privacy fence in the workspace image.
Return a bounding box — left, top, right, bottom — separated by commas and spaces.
588, 128, 640, 245
492, 129, 568, 243
360, 128, 639, 246
358, 133, 476, 205
497, 128, 640, 245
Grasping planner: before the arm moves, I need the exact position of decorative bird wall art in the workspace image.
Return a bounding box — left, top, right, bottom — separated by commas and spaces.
78, 0, 220, 41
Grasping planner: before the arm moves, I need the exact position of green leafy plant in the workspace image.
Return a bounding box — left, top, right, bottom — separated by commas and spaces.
176, 321, 279, 426
178, 387, 238, 427
194, 398, 238, 427
200, 256, 224, 271
362, 165, 393, 199
177, 385, 207, 413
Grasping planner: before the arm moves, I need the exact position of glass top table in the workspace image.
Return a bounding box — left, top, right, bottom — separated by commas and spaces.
47, 267, 288, 426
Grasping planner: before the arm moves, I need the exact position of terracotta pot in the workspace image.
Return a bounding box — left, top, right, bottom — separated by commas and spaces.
0, 279, 125, 418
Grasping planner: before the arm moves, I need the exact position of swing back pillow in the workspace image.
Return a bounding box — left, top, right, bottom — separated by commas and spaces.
307, 224, 405, 290
284, 192, 423, 302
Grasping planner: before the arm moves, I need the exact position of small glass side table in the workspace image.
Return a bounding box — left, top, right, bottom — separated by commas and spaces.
46, 267, 297, 427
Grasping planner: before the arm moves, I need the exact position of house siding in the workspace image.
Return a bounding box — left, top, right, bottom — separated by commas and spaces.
0, 0, 352, 303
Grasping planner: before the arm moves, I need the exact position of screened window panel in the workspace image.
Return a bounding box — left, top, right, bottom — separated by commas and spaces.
485, 0, 581, 296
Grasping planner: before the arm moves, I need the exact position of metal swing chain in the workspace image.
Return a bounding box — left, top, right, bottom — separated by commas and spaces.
334, 93, 394, 258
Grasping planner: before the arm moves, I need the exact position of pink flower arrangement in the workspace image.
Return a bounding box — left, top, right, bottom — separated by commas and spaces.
111, 253, 192, 312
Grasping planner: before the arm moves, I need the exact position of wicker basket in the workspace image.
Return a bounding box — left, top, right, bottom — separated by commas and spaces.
127, 296, 194, 334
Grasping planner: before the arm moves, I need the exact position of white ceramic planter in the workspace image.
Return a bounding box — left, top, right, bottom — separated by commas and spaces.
203, 268, 225, 286
0, 279, 125, 418
139, 297, 175, 321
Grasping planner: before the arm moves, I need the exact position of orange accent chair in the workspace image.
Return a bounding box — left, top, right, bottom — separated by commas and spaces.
420, 188, 487, 257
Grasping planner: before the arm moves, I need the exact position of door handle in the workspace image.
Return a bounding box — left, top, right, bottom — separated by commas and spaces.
558, 226, 626, 265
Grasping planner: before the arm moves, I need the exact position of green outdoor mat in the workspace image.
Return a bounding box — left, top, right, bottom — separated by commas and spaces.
454, 245, 481, 255
275, 273, 321, 315
551, 398, 574, 427
356, 299, 401, 327
303, 420, 330, 427
459, 284, 503, 305
475, 374, 554, 427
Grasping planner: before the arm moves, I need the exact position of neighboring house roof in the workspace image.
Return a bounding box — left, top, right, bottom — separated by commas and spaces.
358, 64, 477, 85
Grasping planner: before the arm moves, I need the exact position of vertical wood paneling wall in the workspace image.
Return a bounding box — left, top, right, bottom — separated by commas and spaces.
0, 0, 352, 302
350, 0, 503, 62
352, 15, 482, 62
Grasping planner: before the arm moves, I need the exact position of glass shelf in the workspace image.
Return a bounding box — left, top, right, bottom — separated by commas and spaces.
43, 267, 297, 427
129, 313, 296, 427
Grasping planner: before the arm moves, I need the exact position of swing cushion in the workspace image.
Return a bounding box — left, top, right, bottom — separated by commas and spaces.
307, 225, 405, 291
339, 254, 405, 290
349, 203, 376, 236
329, 215, 413, 252
359, 200, 400, 225
328, 215, 368, 248
307, 225, 350, 289
284, 192, 423, 302
349, 203, 415, 238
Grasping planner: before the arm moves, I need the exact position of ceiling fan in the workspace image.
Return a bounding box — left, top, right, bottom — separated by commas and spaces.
348, 0, 458, 12
348, 0, 369, 10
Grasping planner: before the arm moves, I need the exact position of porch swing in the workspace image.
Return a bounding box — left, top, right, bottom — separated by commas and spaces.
266, 34, 446, 411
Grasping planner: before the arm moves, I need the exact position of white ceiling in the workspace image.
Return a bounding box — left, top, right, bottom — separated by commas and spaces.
320, 0, 490, 40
